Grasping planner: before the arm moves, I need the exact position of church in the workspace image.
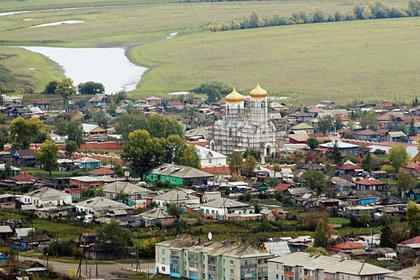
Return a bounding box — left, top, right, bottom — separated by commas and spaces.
210, 84, 277, 158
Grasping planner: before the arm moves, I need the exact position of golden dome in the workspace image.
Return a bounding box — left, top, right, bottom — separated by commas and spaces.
225, 88, 244, 103
250, 83, 267, 99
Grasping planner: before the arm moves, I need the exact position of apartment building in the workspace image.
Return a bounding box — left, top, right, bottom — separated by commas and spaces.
268, 252, 392, 280
156, 236, 273, 280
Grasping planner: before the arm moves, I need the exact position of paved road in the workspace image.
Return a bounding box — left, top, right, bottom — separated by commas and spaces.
20, 256, 155, 279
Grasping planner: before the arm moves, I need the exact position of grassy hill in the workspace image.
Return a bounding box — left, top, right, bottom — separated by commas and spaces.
130, 17, 420, 104
0, 0, 417, 103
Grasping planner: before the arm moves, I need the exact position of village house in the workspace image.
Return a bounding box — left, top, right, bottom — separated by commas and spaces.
137, 208, 176, 227
268, 252, 392, 280
355, 178, 388, 192
103, 181, 153, 207
74, 157, 102, 169
319, 141, 360, 156
75, 196, 133, 220
200, 198, 254, 219
146, 163, 213, 186
20, 187, 72, 208
82, 123, 107, 138
152, 188, 200, 209
195, 145, 227, 168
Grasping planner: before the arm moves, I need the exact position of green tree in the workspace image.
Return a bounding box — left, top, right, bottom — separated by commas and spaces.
331, 141, 342, 164
306, 137, 319, 150
113, 163, 124, 177
193, 81, 232, 103
179, 144, 201, 169
65, 140, 77, 158
122, 130, 163, 178
362, 152, 377, 172
36, 139, 59, 175
301, 169, 326, 195
317, 115, 334, 135
229, 151, 242, 175
243, 148, 261, 162
92, 110, 108, 128
407, 201, 420, 237
77, 81, 105, 95
0, 127, 10, 150
314, 219, 329, 248
115, 113, 184, 140
44, 80, 58, 94
10, 117, 44, 149
97, 220, 132, 256
397, 170, 415, 197
55, 78, 76, 111
388, 145, 409, 171
161, 135, 186, 164
241, 155, 257, 177
360, 111, 378, 130
408, 0, 420, 16
95, 188, 105, 197
66, 120, 84, 146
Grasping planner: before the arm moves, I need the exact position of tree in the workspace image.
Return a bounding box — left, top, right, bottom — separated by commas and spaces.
360, 111, 378, 130
65, 140, 77, 158
314, 219, 329, 248
229, 151, 242, 175
55, 78, 76, 111
407, 201, 420, 237
380, 220, 410, 247
161, 135, 186, 164
0, 127, 10, 150
408, 0, 420, 16
248, 11, 262, 28
122, 130, 163, 178
243, 148, 261, 162
362, 152, 377, 172
97, 220, 132, 256
397, 170, 415, 197
77, 81, 105, 95
66, 120, 84, 146
301, 169, 326, 195
10, 117, 44, 149
44, 80, 58, 94
95, 188, 105, 197
113, 163, 124, 177
193, 81, 232, 103
179, 144, 201, 169
36, 139, 59, 175
306, 137, 319, 150
92, 110, 108, 128
115, 113, 184, 140
388, 145, 409, 171
317, 115, 334, 135
330, 141, 342, 164
241, 155, 257, 177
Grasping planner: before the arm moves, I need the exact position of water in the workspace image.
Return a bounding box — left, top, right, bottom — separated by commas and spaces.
22, 46, 148, 94
29, 20, 84, 28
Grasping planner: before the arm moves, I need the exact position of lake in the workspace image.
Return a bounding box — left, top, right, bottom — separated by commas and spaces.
22, 46, 148, 94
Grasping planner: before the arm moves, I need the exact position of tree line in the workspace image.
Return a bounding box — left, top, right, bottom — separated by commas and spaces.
205, 0, 420, 32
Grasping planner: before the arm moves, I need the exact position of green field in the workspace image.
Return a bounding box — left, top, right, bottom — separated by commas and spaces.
0, 0, 418, 103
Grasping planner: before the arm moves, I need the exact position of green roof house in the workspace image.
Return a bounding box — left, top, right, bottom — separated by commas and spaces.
146, 163, 213, 186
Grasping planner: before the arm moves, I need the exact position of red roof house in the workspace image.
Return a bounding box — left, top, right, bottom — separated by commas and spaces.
87, 167, 115, 176
355, 178, 388, 192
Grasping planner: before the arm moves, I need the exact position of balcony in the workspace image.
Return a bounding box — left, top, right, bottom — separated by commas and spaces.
284, 271, 295, 278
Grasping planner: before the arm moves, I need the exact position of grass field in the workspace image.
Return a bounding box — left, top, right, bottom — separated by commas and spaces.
0, 0, 418, 103
0, 47, 63, 92
130, 17, 420, 104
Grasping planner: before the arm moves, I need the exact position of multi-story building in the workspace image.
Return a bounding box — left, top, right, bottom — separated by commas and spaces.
211, 84, 277, 157
268, 252, 392, 280
156, 236, 273, 280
